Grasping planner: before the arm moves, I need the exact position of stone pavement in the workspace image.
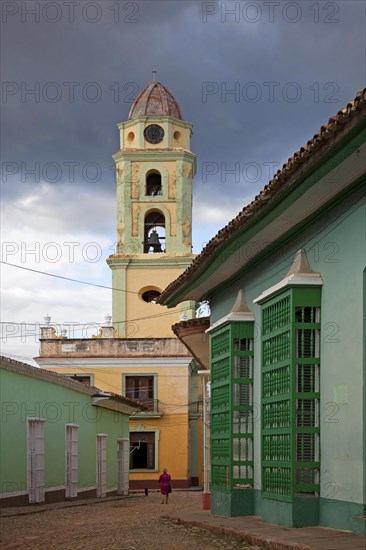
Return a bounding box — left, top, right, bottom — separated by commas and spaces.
163, 505, 366, 550
0, 492, 260, 550
1, 491, 365, 550
0, 494, 122, 518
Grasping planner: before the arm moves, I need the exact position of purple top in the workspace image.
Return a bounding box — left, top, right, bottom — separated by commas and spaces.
159, 473, 171, 495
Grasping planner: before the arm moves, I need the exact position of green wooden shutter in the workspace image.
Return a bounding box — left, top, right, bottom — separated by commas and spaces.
261, 287, 321, 502
211, 322, 254, 493
211, 326, 231, 490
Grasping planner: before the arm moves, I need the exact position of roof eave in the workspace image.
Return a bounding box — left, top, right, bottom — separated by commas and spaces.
92, 395, 145, 415
160, 93, 366, 306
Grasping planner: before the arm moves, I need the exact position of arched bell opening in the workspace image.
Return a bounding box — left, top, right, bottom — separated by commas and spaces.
146, 170, 162, 196
144, 210, 166, 253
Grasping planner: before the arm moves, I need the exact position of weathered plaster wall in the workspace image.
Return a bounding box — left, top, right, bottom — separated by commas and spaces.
209, 188, 365, 529
0, 368, 129, 497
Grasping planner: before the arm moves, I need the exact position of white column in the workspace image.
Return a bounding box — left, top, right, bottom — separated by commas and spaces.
199, 370, 211, 508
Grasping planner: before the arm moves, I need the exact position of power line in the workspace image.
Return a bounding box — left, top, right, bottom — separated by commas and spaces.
3, 192, 363, 316
1, 329, 202, 399
5, 180, 361, 401
0, 260, 143, 295
0, 303, 195, 335
0, 261, 204, 321
17, 193, 362, 397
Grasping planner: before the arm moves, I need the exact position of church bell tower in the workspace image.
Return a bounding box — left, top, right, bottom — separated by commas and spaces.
107, 79, 196, 337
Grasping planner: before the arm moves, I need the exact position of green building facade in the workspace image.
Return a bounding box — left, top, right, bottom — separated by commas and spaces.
160, 90, 366, 535
0, 356, 141, 506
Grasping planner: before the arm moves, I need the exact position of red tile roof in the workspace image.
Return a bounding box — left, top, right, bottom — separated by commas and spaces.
128, 81, 183, 120
0, 355, 146, 411
159, 88, 366, 305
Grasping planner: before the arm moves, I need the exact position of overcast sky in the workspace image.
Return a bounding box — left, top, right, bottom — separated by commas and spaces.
1, 0, 365, 363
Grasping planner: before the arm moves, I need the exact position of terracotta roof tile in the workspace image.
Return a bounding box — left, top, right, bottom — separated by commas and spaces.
159, 88, 366, 305
1, 355, 97, 395
0, 355, 145, 410
128, 81, 183, 120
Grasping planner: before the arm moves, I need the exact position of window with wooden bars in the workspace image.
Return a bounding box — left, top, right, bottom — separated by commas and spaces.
125, 376, 155, 409
96, 434, 107, 497
294, 304, 320, 496
65, 424, 79, 498
261, 288, 321, 501
296, 364, 319, 393
27, 418, 45, 503
210, 322, 254, 491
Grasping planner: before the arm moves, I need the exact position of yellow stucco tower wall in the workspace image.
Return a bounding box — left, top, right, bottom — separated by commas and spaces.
36, 81, 203, 488
105, 81, 202, 487
107, 90, 197, 337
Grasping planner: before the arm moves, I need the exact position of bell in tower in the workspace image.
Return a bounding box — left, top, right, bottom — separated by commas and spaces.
146, 230, 163, 253
37, 74, 203, 496
107, 78, 196, 337
144, 211, 165, 253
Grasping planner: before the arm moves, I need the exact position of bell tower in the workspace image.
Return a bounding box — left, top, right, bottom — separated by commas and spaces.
107, 80, 196, 337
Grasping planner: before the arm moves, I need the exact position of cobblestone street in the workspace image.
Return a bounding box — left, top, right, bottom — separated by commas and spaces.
0, 492, 259, 550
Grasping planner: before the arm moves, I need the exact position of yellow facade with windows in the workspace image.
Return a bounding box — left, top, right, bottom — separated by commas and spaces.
37, 351, 202, 487
36, 81, 203, 488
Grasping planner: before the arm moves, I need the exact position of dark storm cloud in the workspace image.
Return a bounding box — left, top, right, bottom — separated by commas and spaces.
1, 0, 365, 212
1, 2, 199, 189
1, 0, 365, 361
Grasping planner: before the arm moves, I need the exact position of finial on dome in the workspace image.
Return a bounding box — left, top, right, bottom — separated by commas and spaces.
152, 65, 157, 82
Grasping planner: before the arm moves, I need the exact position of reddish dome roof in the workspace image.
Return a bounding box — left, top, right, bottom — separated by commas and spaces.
128, 81, 183, 120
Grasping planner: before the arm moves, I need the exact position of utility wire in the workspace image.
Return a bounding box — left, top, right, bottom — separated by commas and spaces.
2, 333, 203, 401
0, 303, 197, 335
0, 260, 145, 295
2, 193, 364, 308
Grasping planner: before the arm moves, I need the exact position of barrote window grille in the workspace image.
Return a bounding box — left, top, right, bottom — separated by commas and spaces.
261, 288, 321, 502
210, 322, 254, 493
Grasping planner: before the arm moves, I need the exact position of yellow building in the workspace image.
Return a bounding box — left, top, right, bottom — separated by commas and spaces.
108, 79, 196, 337
36, 79, 203, 489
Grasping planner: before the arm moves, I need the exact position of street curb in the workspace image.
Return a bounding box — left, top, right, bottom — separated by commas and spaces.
0, 490, 200, 518
162, 516, 316, 550
0, 495, 142, 518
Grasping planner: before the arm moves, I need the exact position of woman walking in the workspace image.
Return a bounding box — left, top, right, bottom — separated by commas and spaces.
158, 468, 172, 504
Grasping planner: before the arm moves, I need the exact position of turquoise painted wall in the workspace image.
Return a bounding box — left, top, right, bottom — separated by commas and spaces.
0, 368, 129, 496
209, 186, 365, 531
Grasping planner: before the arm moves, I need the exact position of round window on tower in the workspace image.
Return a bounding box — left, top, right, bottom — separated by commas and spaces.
139, 287, 162, 304
173, 130, 181, 144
